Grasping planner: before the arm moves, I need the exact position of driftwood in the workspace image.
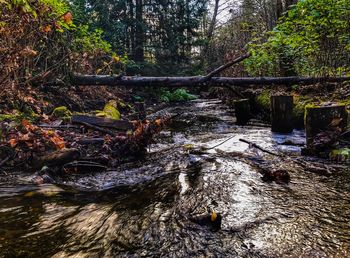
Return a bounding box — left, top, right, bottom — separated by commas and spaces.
74, 120, 115, 135
71, 75, 350, 87
239, 138, 281, 156
71, 115, 134, 130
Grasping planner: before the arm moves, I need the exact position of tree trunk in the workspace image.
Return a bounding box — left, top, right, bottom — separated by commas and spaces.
270, 95, 294, 133
70, 74, 350, 87
305, 104, 348, 147
134, 0, 144, 62
234, 99, 251, 125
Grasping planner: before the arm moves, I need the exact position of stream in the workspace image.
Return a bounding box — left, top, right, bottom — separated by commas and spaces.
0, 99, 349, 257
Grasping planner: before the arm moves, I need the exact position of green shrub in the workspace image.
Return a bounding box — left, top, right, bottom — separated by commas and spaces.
160, 89, 197, 102
245, 0, 350, 76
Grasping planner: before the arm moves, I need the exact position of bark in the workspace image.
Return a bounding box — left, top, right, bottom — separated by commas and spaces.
34, 148, 81, 168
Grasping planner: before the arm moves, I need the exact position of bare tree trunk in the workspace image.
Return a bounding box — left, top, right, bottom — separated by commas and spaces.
134, 0, 144, 62
276, 0, 283, 20
207, 0, 220, 41
201, 0, 220, 67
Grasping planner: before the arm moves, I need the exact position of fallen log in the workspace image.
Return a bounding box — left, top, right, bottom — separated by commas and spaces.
71, 75, 350, 87
34, 148, 81, 168
71, 115, 134, 130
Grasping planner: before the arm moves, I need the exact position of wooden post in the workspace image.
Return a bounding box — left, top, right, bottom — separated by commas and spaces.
305, 104, 348, 147
234, 99, 251, 125
270, 95, 294, 133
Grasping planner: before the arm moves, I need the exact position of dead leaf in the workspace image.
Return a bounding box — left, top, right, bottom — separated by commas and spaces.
50, 135, 65, 149
20, 47, 38, 57
8, 138, 18, 147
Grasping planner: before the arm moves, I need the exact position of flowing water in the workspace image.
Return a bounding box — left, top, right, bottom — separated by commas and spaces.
0, 99, 349, 257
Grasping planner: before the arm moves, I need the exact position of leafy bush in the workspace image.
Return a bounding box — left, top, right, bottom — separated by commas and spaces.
160, 89, 197, 102
245, 0, 350, 76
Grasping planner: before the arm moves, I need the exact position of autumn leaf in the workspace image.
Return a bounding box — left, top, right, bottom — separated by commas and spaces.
155, 119, 162, 127
50, 135, 65, 149
8, 138, 18, 148
21, 119, 37, 132
112, 55, 120, 63
53, 21, 61, 29
62, 12, 73, 24
41, 25, 52, 33
19, 133, 30, 142
20, 47, 38, 57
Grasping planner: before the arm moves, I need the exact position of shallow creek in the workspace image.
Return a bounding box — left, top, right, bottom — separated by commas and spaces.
0, 99, 349, 257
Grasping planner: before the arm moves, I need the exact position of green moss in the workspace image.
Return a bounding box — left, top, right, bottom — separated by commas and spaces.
103, 100, 121, 120
52, 106, 72, 119
0, 110, 39, 123
330, 148, 350, 162
0, 114, 20, 122
159, 88, 196, 102
291, 95, 314, 128
255, 90, 270, 111
95, 100, 121, 120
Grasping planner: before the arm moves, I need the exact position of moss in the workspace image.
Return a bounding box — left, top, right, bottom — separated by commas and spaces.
103, 100, 121, 120
159, 88, 197, 102
0, 110, 39, 123
95, 100, 121, 120
52, 106, 72, 119
291, 95, 315, 128
330, 148, 350, 162
255, 90, 270, 111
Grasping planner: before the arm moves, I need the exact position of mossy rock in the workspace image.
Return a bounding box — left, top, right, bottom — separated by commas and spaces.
96, 100, 121, 120
52, 106, 72, 119
330, 148, 350, 162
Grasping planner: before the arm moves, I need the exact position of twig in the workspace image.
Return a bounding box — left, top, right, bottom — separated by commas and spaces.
201, 53, 250, 82
239, 138, 281, 157
207, 135, 236, 150
38, 124, 80, 129
0, 156, 10, 167
76, 121, 115, 135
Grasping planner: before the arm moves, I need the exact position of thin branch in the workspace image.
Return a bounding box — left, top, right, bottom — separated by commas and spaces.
201, 53, 250, 82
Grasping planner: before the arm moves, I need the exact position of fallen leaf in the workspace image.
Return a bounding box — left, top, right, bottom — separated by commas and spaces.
8, 138, 18, 147
50, 135, 65, 149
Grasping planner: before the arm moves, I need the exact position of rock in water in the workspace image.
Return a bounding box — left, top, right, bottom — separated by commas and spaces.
262, 169, 290, 184
189, 211, 222, 231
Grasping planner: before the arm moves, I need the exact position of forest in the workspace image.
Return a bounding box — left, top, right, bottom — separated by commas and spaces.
0, 0, 350, 257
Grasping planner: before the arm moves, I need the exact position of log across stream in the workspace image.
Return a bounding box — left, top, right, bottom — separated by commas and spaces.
0, 99, 349, 257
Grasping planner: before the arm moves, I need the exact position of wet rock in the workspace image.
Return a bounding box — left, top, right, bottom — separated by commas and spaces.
189, 211, 222, 231
261, 169, 290, 184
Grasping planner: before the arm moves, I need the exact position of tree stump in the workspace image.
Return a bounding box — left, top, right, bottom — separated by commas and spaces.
270, 95, 293, 133
234, 99, 251, 125
305, 104, 348, 147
